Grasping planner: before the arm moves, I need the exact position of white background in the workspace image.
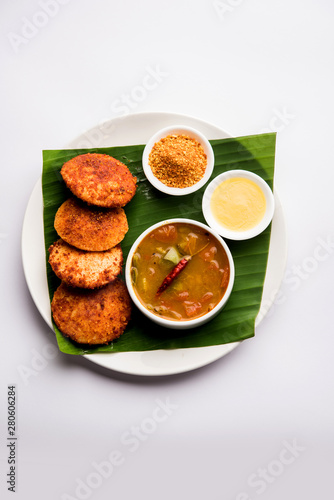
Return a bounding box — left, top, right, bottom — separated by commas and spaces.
1, 0, 334, 499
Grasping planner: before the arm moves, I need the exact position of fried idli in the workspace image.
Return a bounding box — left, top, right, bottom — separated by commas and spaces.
54, 197, 128, 251
61, 153, 137, 207
51, 279, 132, 345
48, 239, 123, 289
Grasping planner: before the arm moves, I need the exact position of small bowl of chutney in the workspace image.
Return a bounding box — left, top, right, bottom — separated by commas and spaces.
202, 170, 275, 240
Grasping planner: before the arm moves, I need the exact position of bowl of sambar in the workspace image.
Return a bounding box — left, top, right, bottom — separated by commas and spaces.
125, 219, 235, 329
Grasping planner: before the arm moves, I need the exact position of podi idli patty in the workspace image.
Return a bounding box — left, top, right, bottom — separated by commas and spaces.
48, 239, 123, 289
51, 279, 132, 345
54, 197, 128, 251
61, 153, 137, 208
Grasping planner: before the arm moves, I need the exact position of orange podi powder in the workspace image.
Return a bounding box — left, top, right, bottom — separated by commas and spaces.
148, 134, 207, 188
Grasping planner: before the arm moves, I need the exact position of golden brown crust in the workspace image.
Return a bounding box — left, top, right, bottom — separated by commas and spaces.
48, 239, 123, 289
54, 197, 128, 251
60, 153, 137, 207
51, 279, 132, 345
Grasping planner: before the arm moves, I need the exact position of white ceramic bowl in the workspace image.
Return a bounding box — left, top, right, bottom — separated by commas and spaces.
202, 170, 275, 240
142, 125, 215, 196
125, 218, 235, 330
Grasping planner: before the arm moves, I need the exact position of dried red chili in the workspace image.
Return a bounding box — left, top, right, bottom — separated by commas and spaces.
156, 258, 189, 296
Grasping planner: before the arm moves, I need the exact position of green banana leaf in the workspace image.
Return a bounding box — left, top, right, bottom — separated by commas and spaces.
42, 133, 276, 355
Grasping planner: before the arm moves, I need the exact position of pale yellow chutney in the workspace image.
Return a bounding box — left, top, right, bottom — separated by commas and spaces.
210, 177, 266, 231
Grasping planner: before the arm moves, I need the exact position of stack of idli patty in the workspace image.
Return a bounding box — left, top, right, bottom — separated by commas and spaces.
49, 153, 137, 345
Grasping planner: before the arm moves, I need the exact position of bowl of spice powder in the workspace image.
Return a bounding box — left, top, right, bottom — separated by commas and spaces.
142, 125, 215, 196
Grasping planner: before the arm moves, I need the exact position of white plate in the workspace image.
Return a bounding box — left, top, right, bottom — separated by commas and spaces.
21, 112, 287, 376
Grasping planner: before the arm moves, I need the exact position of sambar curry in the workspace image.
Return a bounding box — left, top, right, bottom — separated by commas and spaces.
130, 222, 230, 321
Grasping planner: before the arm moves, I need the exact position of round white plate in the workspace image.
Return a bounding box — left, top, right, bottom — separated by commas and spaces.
21, 112, 287, 376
